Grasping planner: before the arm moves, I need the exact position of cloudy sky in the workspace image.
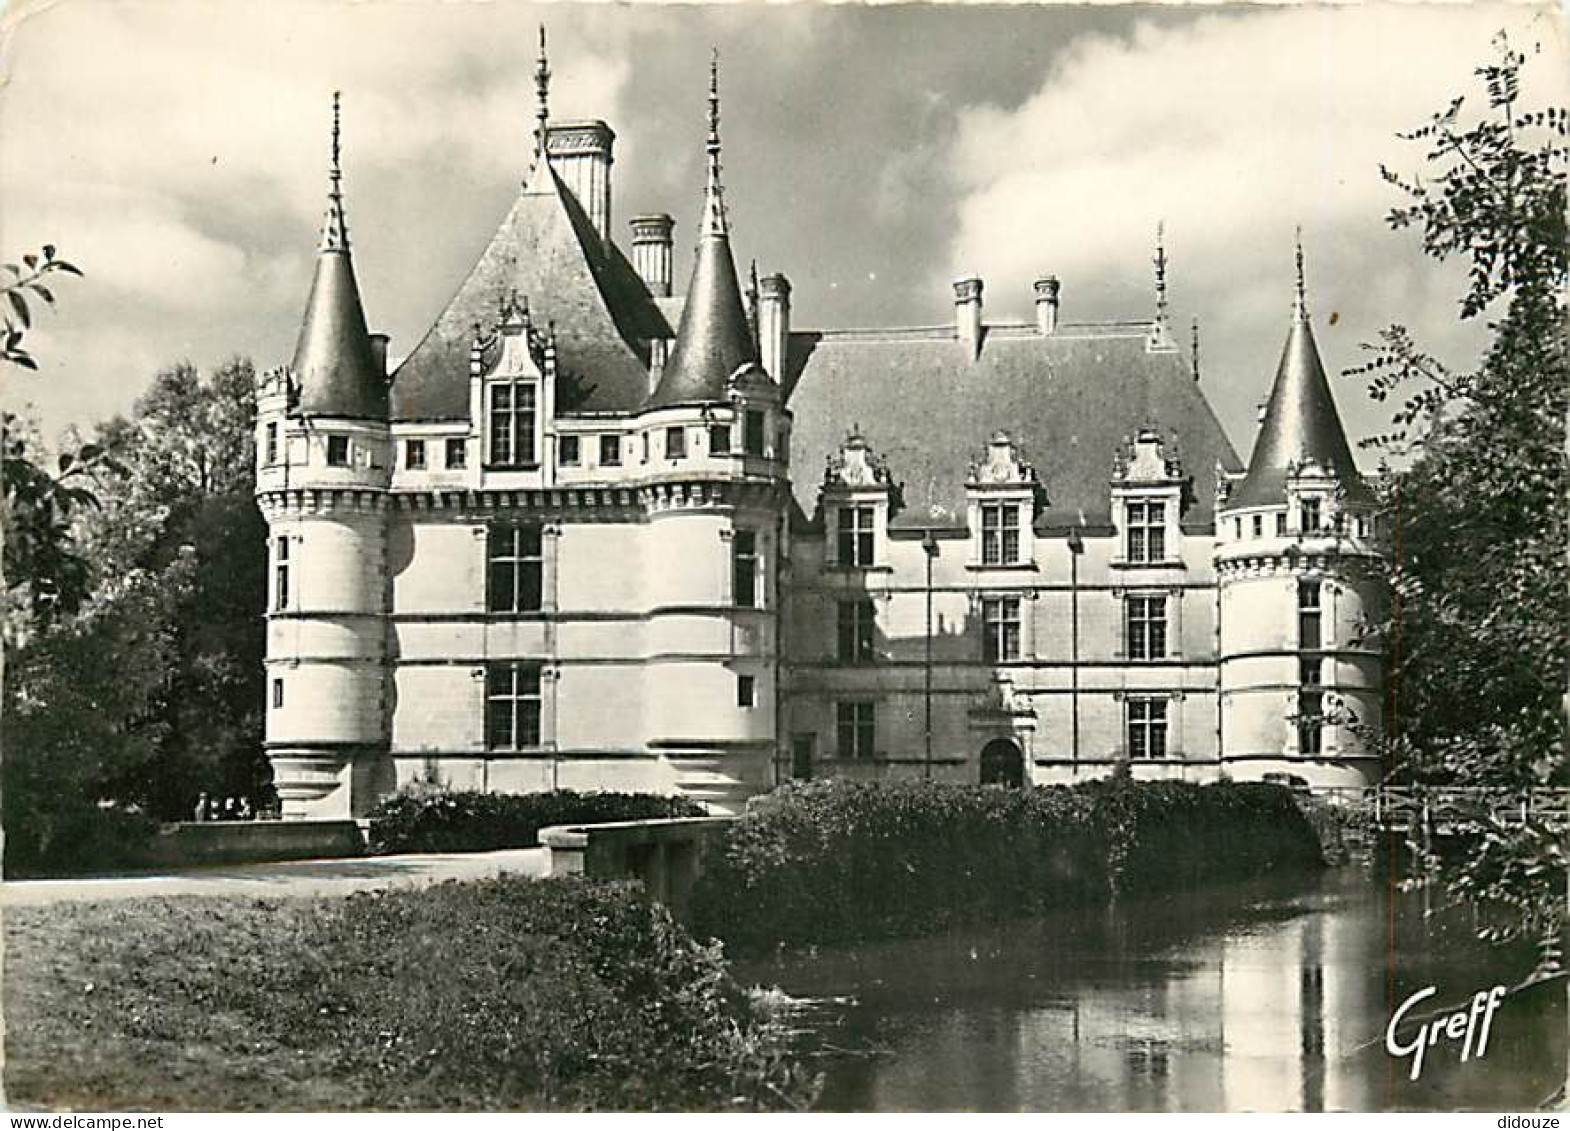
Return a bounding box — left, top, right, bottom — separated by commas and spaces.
2, 0, 1565, 462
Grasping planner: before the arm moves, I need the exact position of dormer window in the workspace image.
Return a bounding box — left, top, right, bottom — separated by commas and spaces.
980, 503, 1021, 565
820, 431, 901, 570
837, 506, 875, 567
1299, 496, 1321, 533
488, 382, 537, 467
1126, 501, 1166, 562
966, 432, 1044, 570
1111, 431, 1185, 569
326, 435, 350, 467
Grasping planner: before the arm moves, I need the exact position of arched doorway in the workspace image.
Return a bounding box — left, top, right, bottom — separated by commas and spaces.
979, 738, 1024, 788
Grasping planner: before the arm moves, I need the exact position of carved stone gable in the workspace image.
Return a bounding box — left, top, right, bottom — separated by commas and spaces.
820, 429, 903, 516
824, 429, 895, 491
967, 431, 1041, 491
1112, 428, 1184, 486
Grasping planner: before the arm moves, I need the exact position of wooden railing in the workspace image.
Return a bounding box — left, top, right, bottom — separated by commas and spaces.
1314, 785, 1569, 834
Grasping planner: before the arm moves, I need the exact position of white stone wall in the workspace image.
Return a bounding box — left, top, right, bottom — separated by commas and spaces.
782, 524, 1224, 783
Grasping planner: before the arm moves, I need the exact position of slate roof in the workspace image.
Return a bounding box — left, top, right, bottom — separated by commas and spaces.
784, 323, 1243, 532
645, 225, 757, 408
1230, 309, 1371, 508
292, 240, 386, 420
291, 103, 385, 421
389, 162, 667, 421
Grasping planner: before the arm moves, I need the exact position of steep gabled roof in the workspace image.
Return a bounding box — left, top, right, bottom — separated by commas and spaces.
1230, 270, 1370, 508
293, 94, 385, 420
389, 161, 662, 421
784, 324, 1242, 531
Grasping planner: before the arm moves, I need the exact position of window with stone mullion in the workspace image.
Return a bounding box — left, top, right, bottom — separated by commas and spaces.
487, 525, 544, 613
837, 506, 875, 567
1128, 697, 1168, 758
1126, 594, 1167, 660
1126, 500, 1166, 563
982, 595, 1021, 661
485, 661, 542, 749
981, 503, 1020, 566
489, 382, 537, 467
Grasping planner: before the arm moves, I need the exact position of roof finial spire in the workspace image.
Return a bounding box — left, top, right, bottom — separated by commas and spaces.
1154, 220, 1169, 324
320, 91, 350, 253
1293, 225, 1308, 321
1191, 316, 1201, 382
534, 25, 551, 161
702, 47, 727, 238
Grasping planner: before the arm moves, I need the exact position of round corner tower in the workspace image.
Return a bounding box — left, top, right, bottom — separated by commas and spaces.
632, 53, 793, 812
1215, 245, 1384, 791
256, 95, 393, 819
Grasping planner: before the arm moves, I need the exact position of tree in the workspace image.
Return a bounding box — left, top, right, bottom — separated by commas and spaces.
78, 360, 271, 818
2, 246, 93, 637
1345, 36, 1566, 959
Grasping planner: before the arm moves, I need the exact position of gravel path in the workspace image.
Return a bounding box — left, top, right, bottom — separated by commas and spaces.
0, 847, 550, 905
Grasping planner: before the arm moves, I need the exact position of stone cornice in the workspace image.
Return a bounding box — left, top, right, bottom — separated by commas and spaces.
382, 477, 788, 520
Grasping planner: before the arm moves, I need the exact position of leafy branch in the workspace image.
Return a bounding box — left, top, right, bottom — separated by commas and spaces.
3, 244, 83, 371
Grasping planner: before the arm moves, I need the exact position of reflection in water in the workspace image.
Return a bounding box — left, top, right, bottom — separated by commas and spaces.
737, 870, 1564, 1112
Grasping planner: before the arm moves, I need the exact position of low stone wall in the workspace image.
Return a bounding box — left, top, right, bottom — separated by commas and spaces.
539, 817, 734, 915
144, 820, 366, 868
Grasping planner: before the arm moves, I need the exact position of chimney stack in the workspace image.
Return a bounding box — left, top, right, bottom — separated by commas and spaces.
954, 276, 984, 361
758, 272, 792, 382
630, 213, 675, 297
1033, 276, 1061, 335
546, 120, 615, 244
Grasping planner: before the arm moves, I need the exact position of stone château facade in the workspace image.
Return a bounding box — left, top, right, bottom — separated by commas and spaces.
255, 46, 1384, 819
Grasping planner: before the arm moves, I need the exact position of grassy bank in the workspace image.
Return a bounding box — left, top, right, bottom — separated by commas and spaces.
692, 779, 1326, 953
5, 880, 815, 1111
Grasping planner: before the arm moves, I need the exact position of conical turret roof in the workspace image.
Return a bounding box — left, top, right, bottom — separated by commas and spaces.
1230, 243, 1368, 507
292, 93, 385, 419
647, 52, 757, 410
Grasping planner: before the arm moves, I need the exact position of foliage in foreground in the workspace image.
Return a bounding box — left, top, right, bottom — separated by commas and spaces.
368, 787, 707, 855
5, 879, 816, 1111
692, 778, 1324, 953
1342, 35, 1567, 951
4, 360, 272, 878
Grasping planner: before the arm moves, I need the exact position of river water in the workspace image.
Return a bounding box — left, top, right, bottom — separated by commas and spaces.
737, 868, 1566, 1112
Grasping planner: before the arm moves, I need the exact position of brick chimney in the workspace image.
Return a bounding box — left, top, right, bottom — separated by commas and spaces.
630, 213, 675, 297
758, 273, 792, 382
1034, 276, 1061, 335
546, 120, 615, 244
954, 276, 984, 361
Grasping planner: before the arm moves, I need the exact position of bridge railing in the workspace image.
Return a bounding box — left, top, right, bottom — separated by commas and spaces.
1312, 784, 1569, 831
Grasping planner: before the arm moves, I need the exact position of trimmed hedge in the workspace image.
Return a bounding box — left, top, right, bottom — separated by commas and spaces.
692, 778, 1324, 953
368, 788, 706, 855
7, 878, 816, 1111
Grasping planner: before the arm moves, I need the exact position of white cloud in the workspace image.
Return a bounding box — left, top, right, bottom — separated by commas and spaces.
0, 0, 631, 433
943, 5, 1568, 453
